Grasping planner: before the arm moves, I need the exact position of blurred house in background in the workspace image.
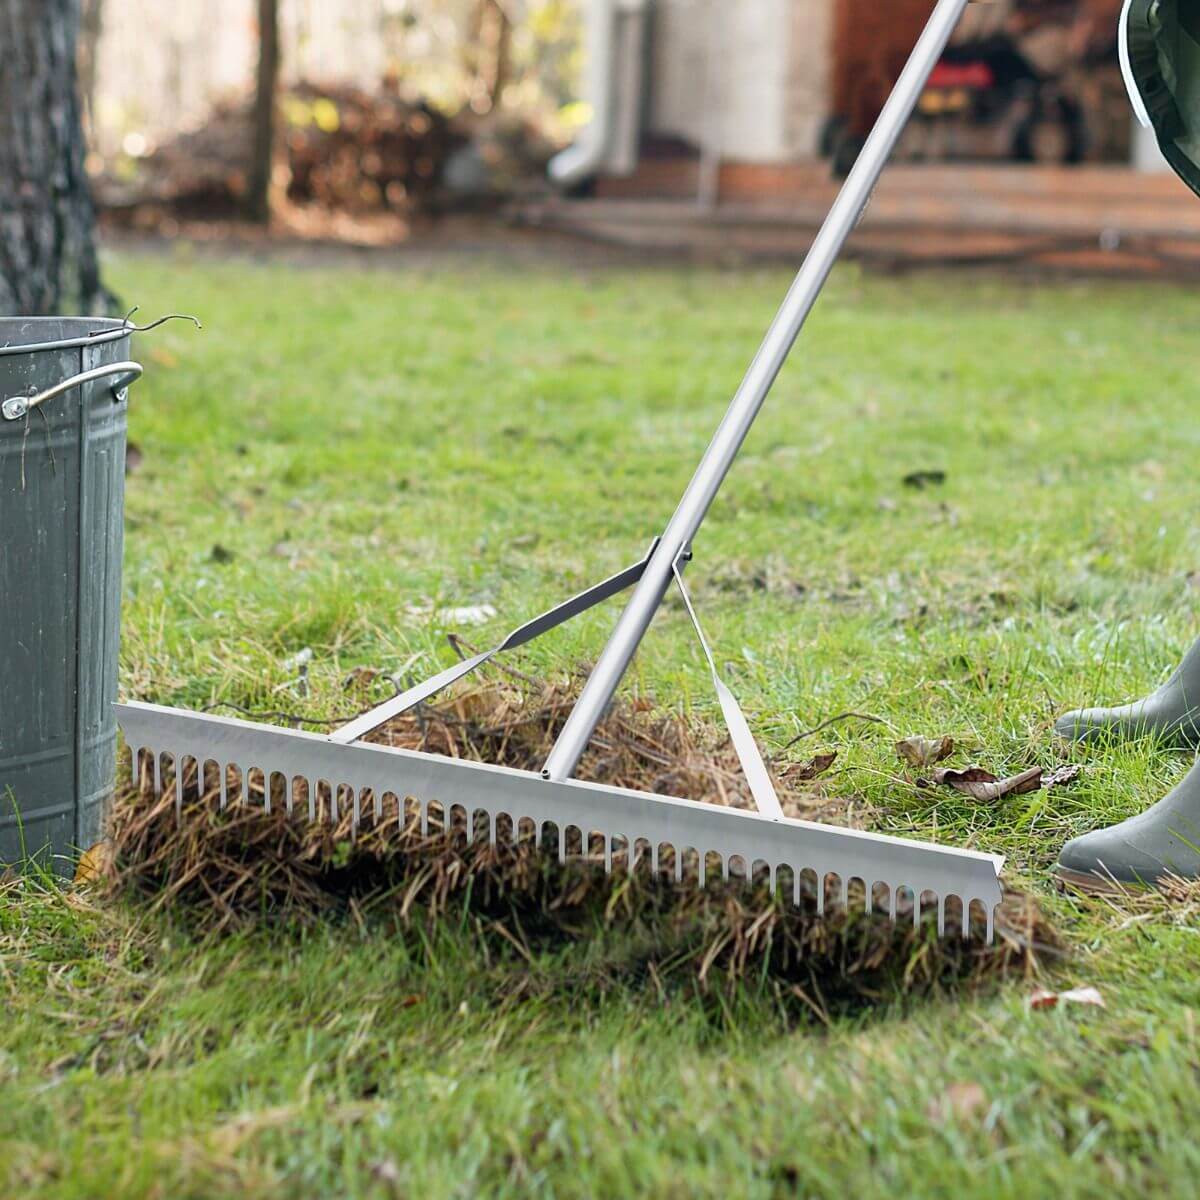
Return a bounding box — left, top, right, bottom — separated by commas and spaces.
83, 0, 1199, 271
554, 0, 1135, 204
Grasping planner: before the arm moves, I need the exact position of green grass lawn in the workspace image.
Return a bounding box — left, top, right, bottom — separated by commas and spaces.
5, 246, 1200, 1197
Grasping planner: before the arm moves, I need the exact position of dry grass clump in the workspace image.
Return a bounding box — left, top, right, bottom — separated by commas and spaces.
104, 678, 1061, 1014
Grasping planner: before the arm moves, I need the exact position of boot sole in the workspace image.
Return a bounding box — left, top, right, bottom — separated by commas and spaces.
1053, 866, 1155, 896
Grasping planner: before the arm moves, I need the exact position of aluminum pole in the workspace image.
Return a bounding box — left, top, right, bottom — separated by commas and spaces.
543, 0, 972, 783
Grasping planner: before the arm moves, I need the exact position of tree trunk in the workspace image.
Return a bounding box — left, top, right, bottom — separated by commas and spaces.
0, 0, 108, 316
78, 0, 104, 137
246, 0, 281, 223
468, 0, 512, 115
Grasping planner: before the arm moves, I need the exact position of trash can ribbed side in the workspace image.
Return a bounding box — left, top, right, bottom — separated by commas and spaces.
0, 318, 132, 873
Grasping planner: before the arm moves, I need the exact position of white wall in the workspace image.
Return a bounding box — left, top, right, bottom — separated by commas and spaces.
646, 0, 831, 164
787, 0, 832, 159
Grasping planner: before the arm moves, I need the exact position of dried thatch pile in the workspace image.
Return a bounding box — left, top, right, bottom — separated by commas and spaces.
104, 677, 1060, 1017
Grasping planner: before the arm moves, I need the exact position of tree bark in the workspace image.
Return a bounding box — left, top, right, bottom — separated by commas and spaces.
246, 0, 281, 223
0, 0, 108, 316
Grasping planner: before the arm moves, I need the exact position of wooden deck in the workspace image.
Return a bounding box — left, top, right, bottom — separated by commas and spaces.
517, 165, 1200, 274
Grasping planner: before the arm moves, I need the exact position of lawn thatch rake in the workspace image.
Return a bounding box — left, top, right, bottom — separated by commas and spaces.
117, 0, 1004, 940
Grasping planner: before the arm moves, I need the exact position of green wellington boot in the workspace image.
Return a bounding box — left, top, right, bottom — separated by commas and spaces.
1055, 0, 1200, 892
1054, 635, 1200, 749
1057, 755, 1200, 892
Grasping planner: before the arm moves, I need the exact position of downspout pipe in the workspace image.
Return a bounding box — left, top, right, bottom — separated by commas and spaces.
549, 0, 630, 187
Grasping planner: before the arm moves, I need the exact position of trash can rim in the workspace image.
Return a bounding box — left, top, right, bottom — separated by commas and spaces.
0, 317, 131, 358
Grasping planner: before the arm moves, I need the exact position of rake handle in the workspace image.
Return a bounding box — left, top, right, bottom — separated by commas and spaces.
542, 0, 973, 783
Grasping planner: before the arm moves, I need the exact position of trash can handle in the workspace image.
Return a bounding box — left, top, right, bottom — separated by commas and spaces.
2, 361, 143, 421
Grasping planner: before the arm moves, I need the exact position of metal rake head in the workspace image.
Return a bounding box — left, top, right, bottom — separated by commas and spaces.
117, 702, 1005, 940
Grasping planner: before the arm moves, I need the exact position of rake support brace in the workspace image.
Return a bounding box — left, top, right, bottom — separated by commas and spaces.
329, 541, 661, 745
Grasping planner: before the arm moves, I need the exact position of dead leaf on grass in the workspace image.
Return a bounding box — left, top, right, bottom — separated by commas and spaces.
921, 765, 1043, 802
895, 735, 955, 769
920, 763, 1082, 803
1029, 986, 1105, 1012
73, 841, 112, 886
1043, 764, 1083, 788
782, 751, 838, 782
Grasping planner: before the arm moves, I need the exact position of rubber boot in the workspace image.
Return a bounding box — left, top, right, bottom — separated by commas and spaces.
1055, 634, 1200, 749
1057, 755, 1200, 891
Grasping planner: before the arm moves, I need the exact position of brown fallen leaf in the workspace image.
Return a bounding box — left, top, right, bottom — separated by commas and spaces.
896, 735, 955, 769
1029, 986, 1105, 1012
927, 1081, 989, 1124
921, 765, 1043, 802
1043, 764, 1083, 788
783, 751, 838, 782
73, 840, 112, 886
921, 763, 1082, 803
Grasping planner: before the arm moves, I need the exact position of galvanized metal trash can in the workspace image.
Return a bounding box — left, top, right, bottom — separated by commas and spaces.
0, 318, 141, 873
